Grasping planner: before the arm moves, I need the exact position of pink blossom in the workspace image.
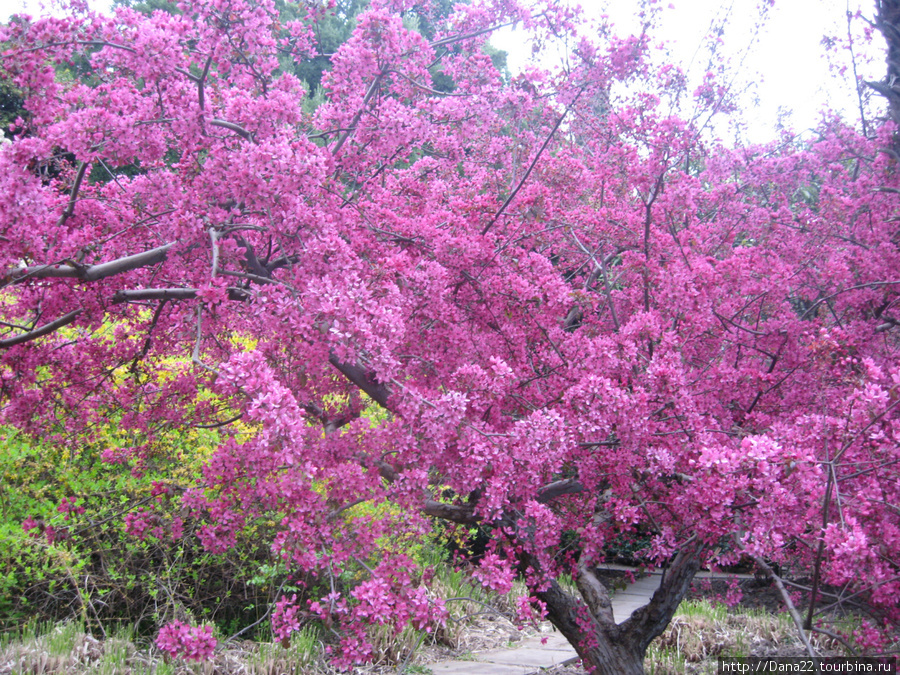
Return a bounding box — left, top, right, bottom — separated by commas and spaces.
2, 0, 900, 668
271, 594, 302, 642
156, 621, 216, 661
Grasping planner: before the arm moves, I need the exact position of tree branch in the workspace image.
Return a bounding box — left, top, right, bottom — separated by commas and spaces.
331, 71, 386, 157
429, 19, 521, 48
422, 499, 480, 524
621, 540, 702, 653
112, 287, 248, 303
0, 309, 83, 349
328, 353, 394, 411
800, 280, 900, 320
9, 243, 174, 286
536, 478, 584, 503
576, 559, 616, 625
209, 118, 254, 142
751, 554, 817, 658
197, 55, 213, 111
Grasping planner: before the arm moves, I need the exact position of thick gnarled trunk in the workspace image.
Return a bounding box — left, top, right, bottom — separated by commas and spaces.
534, 546, 701, 675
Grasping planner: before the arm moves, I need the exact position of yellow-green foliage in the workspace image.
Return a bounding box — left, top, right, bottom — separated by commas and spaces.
342, 497, 443, 572
0, 419, 276, 636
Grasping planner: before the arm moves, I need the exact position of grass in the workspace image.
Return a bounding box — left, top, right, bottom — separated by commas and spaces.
645, 599, 840, 675
2, 580, 885, 675
400, 666, 433, 674
245, 625, 321, 674
0, 560, 524, 674
0, 620, 152, 675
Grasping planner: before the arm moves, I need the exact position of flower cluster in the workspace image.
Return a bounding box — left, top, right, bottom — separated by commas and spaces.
57, 496, 85, 521
271, 594, 302, 642
155, 621, 216, 661
124, 508, 162, 541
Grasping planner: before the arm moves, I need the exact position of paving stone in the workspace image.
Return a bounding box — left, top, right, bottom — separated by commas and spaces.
427, 660, 534, 674
519, 636, 572, 651
474, 647, 575, 667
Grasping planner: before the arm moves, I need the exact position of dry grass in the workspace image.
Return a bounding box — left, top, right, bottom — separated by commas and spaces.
0, 565, 532, 675
0, 621, 336, 675
645, 600, 857, 675
3, 593, 878, 675
0, 619, 526, 675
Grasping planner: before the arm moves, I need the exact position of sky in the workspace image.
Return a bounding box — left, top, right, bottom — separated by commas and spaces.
0, 0, 885, 144
492, 0, 883, 143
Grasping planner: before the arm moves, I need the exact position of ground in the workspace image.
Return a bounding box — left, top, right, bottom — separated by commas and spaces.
0, 572, 889, 675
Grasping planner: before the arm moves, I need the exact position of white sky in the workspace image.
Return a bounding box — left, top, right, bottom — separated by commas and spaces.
493, 0, 883, 144
1, 0, 886, 144
1, 0, 47, 19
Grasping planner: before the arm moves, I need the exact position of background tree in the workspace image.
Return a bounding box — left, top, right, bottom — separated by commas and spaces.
872, 0, 900, 130
1, 0, 898, 673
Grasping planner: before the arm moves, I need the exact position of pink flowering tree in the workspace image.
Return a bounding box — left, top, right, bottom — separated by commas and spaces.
2, 0, 899, 672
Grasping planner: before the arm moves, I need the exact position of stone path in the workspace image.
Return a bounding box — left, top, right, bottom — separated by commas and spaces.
426, 572, 661, 675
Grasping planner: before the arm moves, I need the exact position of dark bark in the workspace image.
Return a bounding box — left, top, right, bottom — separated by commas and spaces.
536, 576, 646, 675
535, 478, 584, 503
328, 353, 394, 411
112, 287, 248, 303
873, 1, 900, 139
620, 544, 702, 654
421, 499, 479, 524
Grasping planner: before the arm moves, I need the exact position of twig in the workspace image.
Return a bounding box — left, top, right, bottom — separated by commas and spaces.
130, 300, 168, 373
430, 18, 521, 48
481, 93, 582, 236
847, 1, 869, 137
806, 439, 833, 629
25, 39, 136, 54
192, 414, 243, 429
809, 626, 858, 655
800, 281, 900, 320
751, 555, 817, 658
331, 71, 386, 157
209, 118, 254, 142
225, 578, 288, 643
443, 596, 519, 625
571, 230, 621, 331
57, 161, 89, 229
388, 70, 469, 96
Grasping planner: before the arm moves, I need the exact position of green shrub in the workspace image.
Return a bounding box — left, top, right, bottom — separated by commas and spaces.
0, 424, 281, 639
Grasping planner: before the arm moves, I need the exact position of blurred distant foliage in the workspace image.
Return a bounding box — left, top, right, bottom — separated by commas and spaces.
109, 0, 505, 96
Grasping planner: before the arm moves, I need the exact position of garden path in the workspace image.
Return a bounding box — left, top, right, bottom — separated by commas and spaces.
426, 572, 661, 675
424, 568, 756, 674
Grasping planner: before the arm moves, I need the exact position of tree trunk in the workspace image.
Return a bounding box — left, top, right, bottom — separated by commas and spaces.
533, 545, 701, 675
537, 575, 646, 675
